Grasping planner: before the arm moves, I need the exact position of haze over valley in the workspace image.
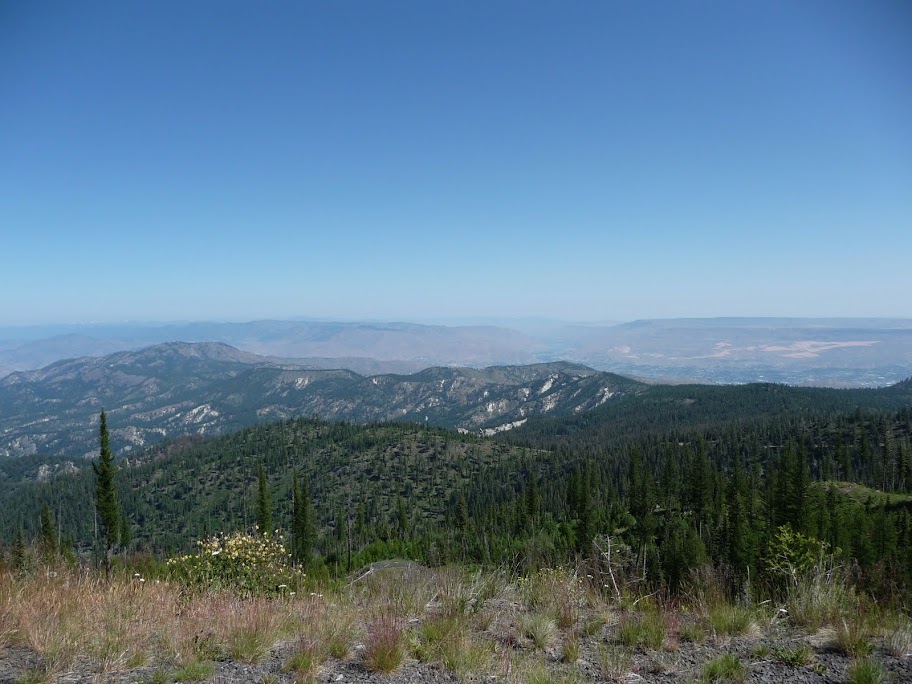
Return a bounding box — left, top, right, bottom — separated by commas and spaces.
1, 316, 910, 388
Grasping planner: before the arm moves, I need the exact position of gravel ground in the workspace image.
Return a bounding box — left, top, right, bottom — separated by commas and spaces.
1, 627, 910, 684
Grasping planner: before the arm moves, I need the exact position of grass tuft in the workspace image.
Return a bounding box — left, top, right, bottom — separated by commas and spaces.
225, 599, 282, 663
707, 604, 754, 637
283, 632, 327, 680
885, 619, 912, 658
364, 613, 403, 673
848, 658, 885, 684
15, 669, 46, 684
836, 615, 873, 657
617, 611, 665, 650
679, 620, 707, 644
172, 659, 215, 683
561, 635, 580, 663
700, 653, 746, 683
598, 644, 633, 681
786, 562, 858, 630
771, 643, 814, 667
521, 613, 557, 650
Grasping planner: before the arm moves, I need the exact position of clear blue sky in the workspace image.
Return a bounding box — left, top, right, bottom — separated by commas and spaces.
2, 1, 910, 325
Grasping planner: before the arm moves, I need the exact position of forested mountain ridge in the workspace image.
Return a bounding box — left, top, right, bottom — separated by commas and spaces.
0, 419, 542, 558
506, 378, 912, 447
0, 342, 639, 459
4, 391, 912, 599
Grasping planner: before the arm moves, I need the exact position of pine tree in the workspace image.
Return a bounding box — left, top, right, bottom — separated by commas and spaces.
292, 471, 315, 568
256, 460, 273, 536
12, 525, 25, 571
456, 492, 469, 532
527, 474, 540, 526
119, 514, 131, 553
396, 494, 409, 539
575, 462, 594, 554
355, 500, 367, 546
39, 503, 57, 561
628, 448, 657, 570
93, 410, 120, 580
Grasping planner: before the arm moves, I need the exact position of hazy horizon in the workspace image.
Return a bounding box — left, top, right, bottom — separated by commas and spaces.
3, 313, 912, 341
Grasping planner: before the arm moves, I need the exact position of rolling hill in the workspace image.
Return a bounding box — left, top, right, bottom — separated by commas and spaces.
0, 342, 640, 459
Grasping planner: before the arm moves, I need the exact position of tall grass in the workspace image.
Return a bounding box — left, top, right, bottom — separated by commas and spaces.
1, 560, 906, 684
364, 612, 403, 673
786, 561, 858, 630
224, 598, 284, 662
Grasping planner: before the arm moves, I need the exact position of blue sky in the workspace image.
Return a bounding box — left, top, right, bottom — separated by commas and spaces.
2, 1, 910, 325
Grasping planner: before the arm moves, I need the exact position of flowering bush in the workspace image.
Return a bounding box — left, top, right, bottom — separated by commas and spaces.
167, 531, 306, 597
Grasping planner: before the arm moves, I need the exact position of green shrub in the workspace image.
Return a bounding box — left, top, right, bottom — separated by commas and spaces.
166, 532, 305, 597
766, 525, 828, 588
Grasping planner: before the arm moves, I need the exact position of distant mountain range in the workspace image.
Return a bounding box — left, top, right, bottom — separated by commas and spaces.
1, 317, 911, 387
0, 342, 640, 459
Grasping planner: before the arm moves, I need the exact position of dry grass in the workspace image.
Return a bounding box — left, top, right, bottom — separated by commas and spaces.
224, 597, 285, 663
364, 612, 403, 673
1, 562, 906, 684
884, 619, 912, 658
3, 572, 171, 677
836, 612, 874, 657
786, 563, 858, 630
520, 612, 557, 650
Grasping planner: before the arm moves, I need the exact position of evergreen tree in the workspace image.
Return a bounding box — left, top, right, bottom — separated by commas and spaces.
628, 448, 657, 568
456, 492, 469, 532
12, 525, 25, 571
527, 474, 541, 526
724, 451, 752, 584
119, 514, 131, 552
93, 410, 120, 580
575, 462, 594, 554
839, 441, 853, 481
292, 471, 315, 568
396, 494, 409, 539
39, 502, 57, 560
355, 500, 367, 546
256, 459, 273, 536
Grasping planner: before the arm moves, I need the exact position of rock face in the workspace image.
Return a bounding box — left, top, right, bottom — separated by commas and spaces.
0, 342, 641, 458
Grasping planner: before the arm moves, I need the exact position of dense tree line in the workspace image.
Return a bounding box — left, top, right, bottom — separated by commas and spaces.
2, 383, 911, 601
